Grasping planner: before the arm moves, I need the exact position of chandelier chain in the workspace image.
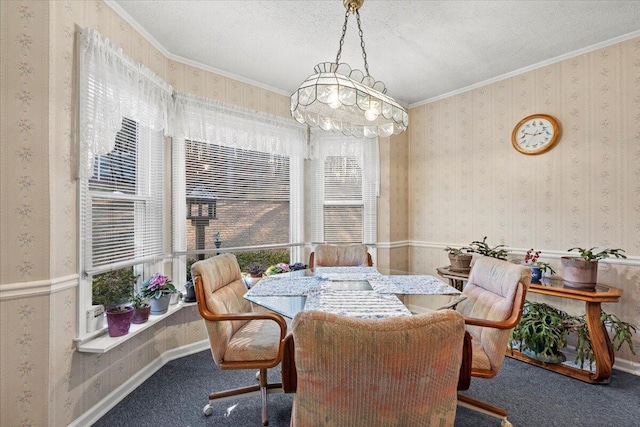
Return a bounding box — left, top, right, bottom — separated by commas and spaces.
355, 10, 370, 77
334, 9, 351, 65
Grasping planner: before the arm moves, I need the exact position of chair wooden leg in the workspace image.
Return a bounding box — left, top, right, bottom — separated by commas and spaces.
458, 394, 511, 425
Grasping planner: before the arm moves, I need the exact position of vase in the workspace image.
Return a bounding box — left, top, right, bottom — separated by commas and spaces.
149, 294, 172, 315
132, 305, 151, 324
106, 306, 134, 337
524, 265, 542, 284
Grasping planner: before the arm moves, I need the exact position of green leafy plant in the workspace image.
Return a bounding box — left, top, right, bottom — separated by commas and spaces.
130, 293, 149, 309
534, 261, 556, 275
141, 273, 176, 300
568, 247, 627, 261
574, 311, 636, 370
444, 246, 472, 256
510, 301, 572, 360
92, 268, 139, 312
469, 236, 509, 260
511, 301, 636, 369
246, 262, 266, 277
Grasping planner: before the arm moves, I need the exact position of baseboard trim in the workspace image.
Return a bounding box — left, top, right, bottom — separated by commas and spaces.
68, 339, 209, 427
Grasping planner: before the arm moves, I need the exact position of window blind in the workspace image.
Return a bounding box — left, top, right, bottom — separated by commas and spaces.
308, 131, 379, 246
182, 140, 290, 251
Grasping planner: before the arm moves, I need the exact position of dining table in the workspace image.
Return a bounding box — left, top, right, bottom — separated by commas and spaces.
243, 266, 471, 392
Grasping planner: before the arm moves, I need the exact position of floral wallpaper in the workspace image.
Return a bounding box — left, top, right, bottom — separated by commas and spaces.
408, 37, 640, 364
1, 0, 638, 426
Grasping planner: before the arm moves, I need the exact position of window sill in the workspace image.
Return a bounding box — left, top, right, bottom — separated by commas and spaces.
75, 301, 197, 353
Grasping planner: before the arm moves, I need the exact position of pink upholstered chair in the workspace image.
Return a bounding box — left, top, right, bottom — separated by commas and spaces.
308, 243, 373, 270
290, 309, 466, 427
192, 253, 287, 426
455, 256, 531, 427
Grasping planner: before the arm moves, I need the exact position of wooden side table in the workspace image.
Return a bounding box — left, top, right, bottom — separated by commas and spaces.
436, 266, 469, 291
436, 266, 623, 384
511, 279, 622, 384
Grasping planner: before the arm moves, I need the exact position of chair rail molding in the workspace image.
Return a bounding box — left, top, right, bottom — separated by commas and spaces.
0, 274, 78, 301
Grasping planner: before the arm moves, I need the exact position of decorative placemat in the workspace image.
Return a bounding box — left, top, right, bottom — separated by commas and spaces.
379, 275, 462, 295
245, 276, 320, 296
304, 289, 411, 319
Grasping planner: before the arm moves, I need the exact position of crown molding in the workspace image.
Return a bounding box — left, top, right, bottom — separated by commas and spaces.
409, 29, 640, 108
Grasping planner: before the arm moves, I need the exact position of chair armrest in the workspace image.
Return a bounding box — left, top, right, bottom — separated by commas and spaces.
463, 317, 516, 329
194, 276, 287, 341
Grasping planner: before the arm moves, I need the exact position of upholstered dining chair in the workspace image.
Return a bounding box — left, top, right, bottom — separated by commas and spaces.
308, 243, 373, 270
191, 253, 287, 426
455, 256, 531, 427
290, 309, 467, 427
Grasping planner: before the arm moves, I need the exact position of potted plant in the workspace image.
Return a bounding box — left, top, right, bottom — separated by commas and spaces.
522, 249, 556, 283
92, 268, 139, 337
141, 273, 177, 315
510, 301, 636, 368
444, 246, 474, 272
130, 293, 151, 324
244, 262, 266, 287
561, 247, 626, 288
510, 301, 571, 363
469, 236, 509, 260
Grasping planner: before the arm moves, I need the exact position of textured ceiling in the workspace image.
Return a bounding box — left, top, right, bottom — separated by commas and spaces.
110, 1, 640, 106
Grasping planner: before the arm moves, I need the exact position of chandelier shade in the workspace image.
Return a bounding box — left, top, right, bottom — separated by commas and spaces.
290, 0, 408, 138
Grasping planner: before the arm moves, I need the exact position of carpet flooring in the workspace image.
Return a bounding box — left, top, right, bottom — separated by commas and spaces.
93, 350, 640, 426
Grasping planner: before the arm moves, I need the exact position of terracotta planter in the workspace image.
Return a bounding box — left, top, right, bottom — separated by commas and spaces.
560, 257, 598, 289
449, 253, 473, 273
106, 306, 134, 337
132, 305, 151, 324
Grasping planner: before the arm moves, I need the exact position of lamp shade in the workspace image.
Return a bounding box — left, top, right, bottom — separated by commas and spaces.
291, 63, 408, 138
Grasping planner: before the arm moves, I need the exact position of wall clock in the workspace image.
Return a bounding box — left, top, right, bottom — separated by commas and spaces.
511, 114, 561, 155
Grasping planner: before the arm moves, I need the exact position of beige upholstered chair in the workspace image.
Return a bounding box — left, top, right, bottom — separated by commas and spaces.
308, 243, 373, 270
290, 309, 466, 427
192, 253, 287, 426
455, 256, 531, 427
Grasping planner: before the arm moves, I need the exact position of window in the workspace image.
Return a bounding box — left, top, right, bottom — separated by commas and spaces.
323, 156, 364, 243
308, 132, 378, 250
79, 118, 165, 333
183, 140, 290, 252
78, 28, 173, 338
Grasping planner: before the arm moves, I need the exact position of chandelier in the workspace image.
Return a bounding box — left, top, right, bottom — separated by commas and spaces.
290, 0, 408, 138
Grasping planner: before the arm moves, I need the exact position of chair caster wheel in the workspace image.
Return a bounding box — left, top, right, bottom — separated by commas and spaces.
256, 370, 260, 380
501, 419, 513, 427
203, 404, 213, 416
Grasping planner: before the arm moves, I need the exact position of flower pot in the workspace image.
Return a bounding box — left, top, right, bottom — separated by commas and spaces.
524, 265, 542, 284
521, 344, 567, 364
560, 257, 598, 289
170, 292, 180, 305
244, 274, 263, 288
183, 280, 197, 302
132, 305, 151, 324
149, 294, 172, 315
448, 253, 473, 273
106, 306, 134, 337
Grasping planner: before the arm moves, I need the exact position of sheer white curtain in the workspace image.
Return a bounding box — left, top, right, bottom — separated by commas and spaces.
78, 28, 173, 178
308, 130, 379, 245
170, 92, 307, 157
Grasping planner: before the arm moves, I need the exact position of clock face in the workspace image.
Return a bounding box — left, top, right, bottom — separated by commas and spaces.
511, 114, 560, 155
